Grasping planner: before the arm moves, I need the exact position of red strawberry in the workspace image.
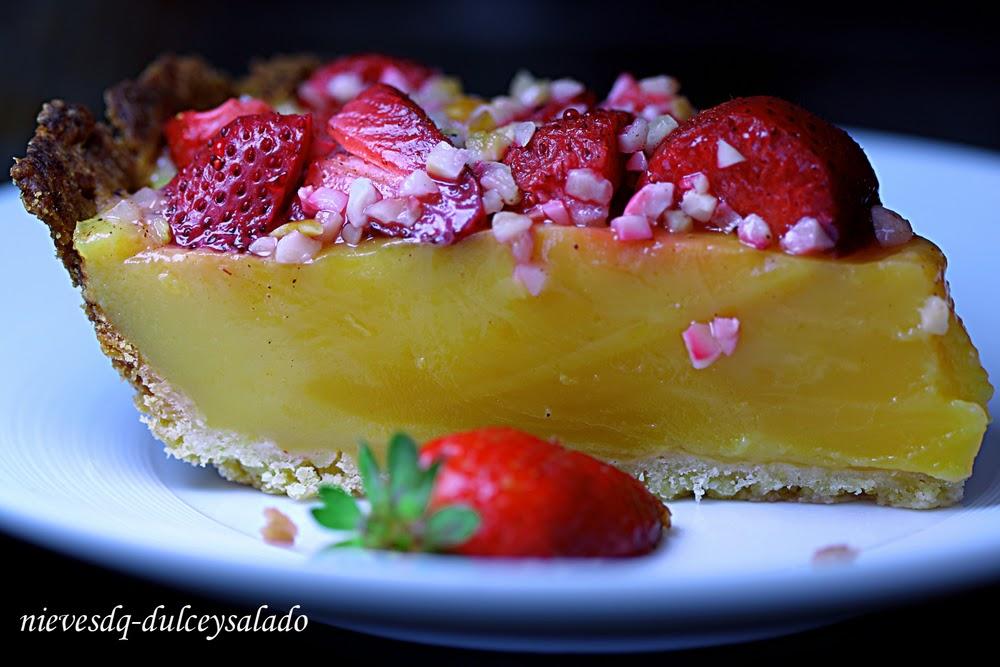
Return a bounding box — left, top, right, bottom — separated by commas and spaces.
311, 84, 485, 244
164, 97, 273, 169
329, 83, 442, 173
310, 429, 669, 557
503, 108, 631, 223
164, 113, 312, 251
644, 96, 880, 251
419, 428, 669, 557
298, 53, 435, 113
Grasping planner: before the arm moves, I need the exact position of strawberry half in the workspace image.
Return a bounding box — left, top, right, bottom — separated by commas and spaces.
310, 83, 484, 244
419, 428, 669, 557
164, 113, 312, 251
503, 108, 631, 224
164, 97, 273, 169
644, 96, 880, 251
298, 53, 435, 113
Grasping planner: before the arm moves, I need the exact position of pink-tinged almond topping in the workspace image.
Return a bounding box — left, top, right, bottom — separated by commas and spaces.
645, 114, 678, 154
737, 213, 773, 249
680, 190, 718, 222
541, 199, 572, 226
780, 216, 836, 255
618, 118, 649, 154
610, 215, 653, 242
492, 211, 533, 243
624, 182, 675, 221
483, 189, 504, 214
399, 169, 441, 198
565, 168, 614, 205
709, 316, 741, 356
513, 263, 547, 296
426, 141, 470, 181
510, 230, 534, 264
248, 235, 277, 257
300, 186, 349, 216
478, 162, 521, 205
275, 230, 322, 264
551, 78, 585, 102
871, 205, 913, 247
626, 151, 649, 172
682, 322, 722, 370
261, 507, 298, 546
679, 171, 709, 194
316, 210, 345, 243
683, 316, 741, 368
346, 177, 381, 227
365, 197, 423, 228
710, 200, 743, 232
716, 139, 746, 168
665, 210, 693, 233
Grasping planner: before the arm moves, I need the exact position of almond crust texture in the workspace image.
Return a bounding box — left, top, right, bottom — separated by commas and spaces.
12, 55, 963, 507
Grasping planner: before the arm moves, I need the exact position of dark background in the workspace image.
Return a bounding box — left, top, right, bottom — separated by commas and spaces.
3, 0, 999, 163
3, 0, 998, 656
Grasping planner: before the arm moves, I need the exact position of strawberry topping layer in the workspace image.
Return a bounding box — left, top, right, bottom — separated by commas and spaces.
644, 96, 880, 252
164, 113, 312, 251
143, 56, 892, 261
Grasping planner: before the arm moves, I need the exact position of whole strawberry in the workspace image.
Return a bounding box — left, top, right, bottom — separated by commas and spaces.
163, 112, 312, 251
644, 96, 879, 252
311, 429, 669, 558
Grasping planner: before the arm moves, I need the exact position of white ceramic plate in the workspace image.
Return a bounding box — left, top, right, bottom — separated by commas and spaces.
1, 130, 998, 652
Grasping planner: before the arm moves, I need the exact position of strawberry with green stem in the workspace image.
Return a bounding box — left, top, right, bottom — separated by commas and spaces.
311, 428, 669, 557
311, 433, 480, 552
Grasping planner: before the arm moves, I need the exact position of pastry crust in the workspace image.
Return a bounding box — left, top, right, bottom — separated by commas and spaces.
11, 55, 967, 507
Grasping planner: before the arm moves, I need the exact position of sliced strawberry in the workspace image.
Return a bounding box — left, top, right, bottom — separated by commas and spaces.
164, 113, 312, 251
328, 84, 441, 173
298, 53, 436, 113
311, 84, 485, 244
164, 97, 273, 169
601, 73, 690, 121
644, 96, 880, 251
503, 108, 631, 223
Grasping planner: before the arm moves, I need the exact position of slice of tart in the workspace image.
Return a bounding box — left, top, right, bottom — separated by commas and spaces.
14, 55, 992, 508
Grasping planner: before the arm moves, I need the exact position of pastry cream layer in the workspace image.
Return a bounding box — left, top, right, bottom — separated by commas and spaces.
76, 218, 992, 482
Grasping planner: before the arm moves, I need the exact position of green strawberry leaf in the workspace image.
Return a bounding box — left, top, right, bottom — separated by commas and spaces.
396, 460, 440, 521
329, 535, 363, 549
311, 486, 362, 530
424, 505, 480, 550
311, 433, 480, 555
387, 432, 420, 499
357, 442, 387, 509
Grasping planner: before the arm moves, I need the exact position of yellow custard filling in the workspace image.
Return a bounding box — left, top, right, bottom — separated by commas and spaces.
75, 217, 991, 481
